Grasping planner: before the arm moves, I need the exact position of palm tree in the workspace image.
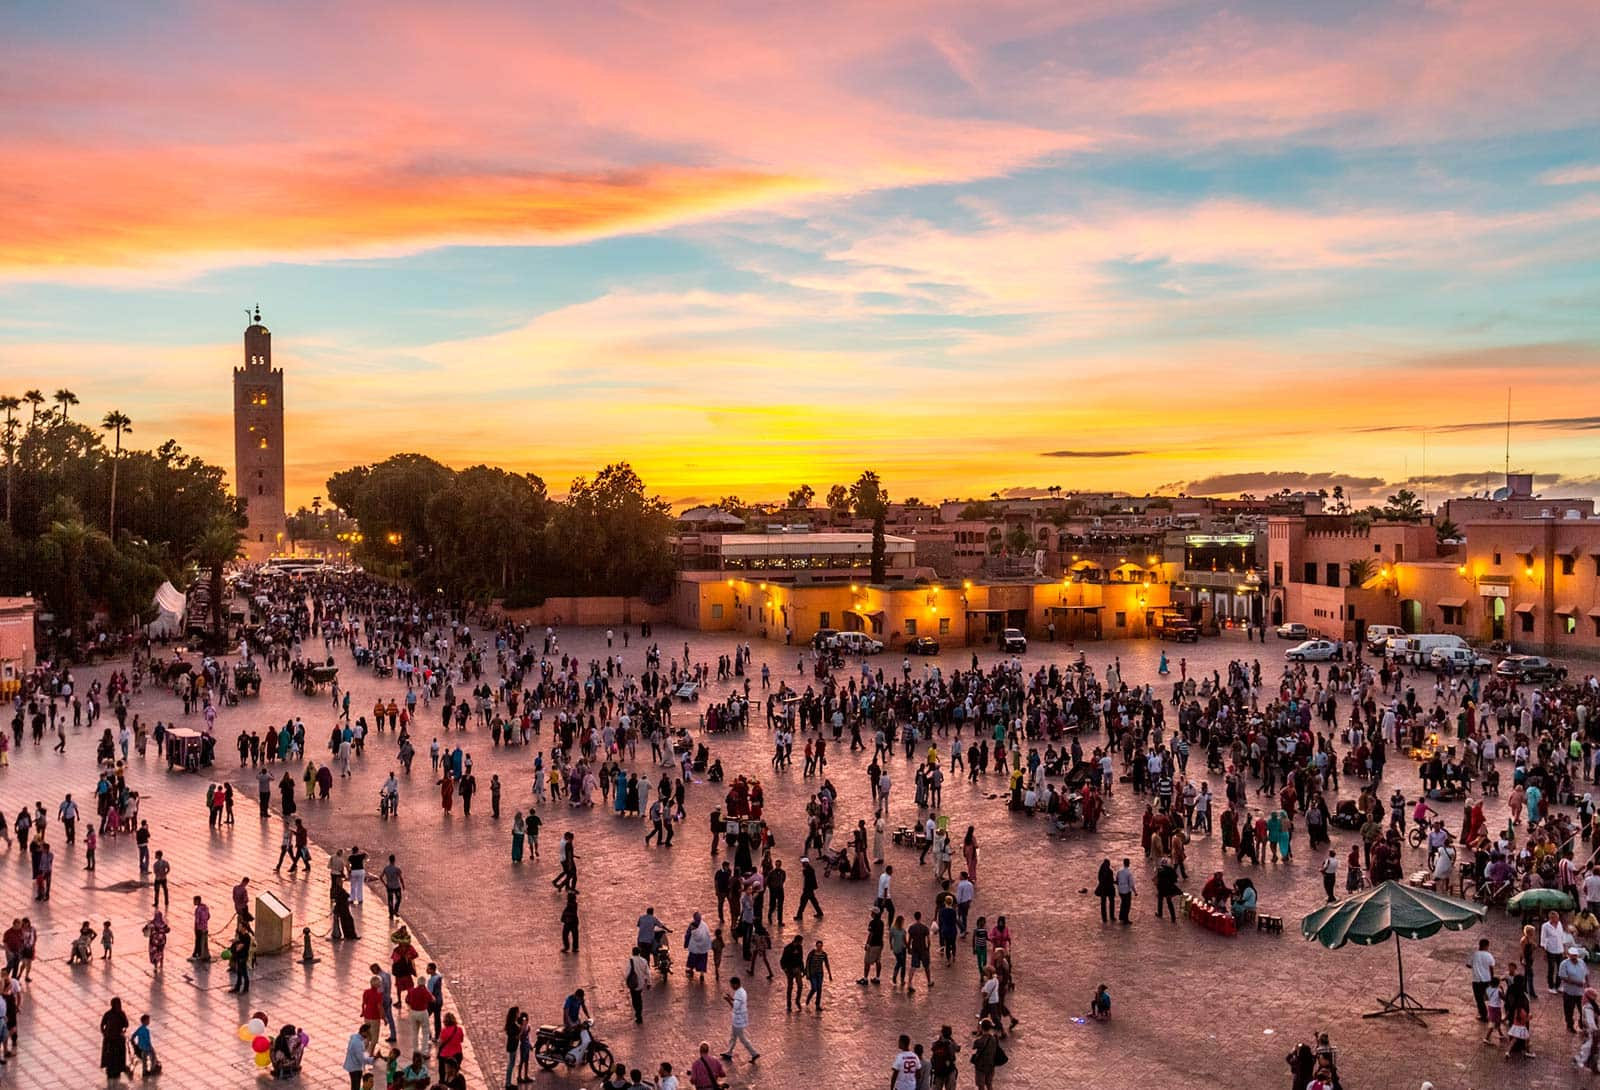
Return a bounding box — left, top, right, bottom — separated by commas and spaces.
46, 509, 110, 641
1435, 518, 1461, 543
0, 395, 19, 524
22, 390, 44, 430
101, 410, 132, 537
53, 388, 79, 425
189, 516, 245, 644
1346, 558, 1377, 586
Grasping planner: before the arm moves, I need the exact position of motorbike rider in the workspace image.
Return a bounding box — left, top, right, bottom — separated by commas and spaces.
561, 988, 591, 1063
637, 907, 667, 965
380, 772, 400, 816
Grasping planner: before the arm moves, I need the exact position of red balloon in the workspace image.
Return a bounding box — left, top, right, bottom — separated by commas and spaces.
252, 1035, 270, 1053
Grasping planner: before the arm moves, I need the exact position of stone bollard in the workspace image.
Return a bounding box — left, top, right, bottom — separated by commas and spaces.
300, 927, 319, 966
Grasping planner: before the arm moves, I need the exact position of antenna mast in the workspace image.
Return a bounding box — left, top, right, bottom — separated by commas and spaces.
1504, 387, 1511, 483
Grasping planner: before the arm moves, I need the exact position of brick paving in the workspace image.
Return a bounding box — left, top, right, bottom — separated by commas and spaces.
7, 625, 1598, 1089
1, 693, 481, 1089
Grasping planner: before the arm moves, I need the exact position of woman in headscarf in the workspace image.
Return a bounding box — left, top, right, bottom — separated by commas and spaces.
511, 811, 526, 863
99, 997, 130, 1078
144, 910, 170, 972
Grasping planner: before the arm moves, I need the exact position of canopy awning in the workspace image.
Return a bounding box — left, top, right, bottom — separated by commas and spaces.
1556, 543, 1581, 557
1436, 597, 1467, 609
1555, 604, 1577, 615
1513, 601, 1536, 614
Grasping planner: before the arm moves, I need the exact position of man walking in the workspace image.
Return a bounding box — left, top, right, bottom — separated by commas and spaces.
721, 977, 759, 1063
1467, 938, 1495, 1022
381, 855, 405, 920
151, 851, 171, 910
189, 896, 210, 962
793, 858, 823, 922
1321, 849, 1339, 903
804, 939, 832, 1012
1115, 858, 1136, 924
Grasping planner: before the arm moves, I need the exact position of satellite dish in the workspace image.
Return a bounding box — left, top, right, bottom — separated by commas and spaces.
1490, 487, 1510, 501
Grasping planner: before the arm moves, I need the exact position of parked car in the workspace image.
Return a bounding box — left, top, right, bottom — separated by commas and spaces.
1495, 654, 1568, 682
1285, 639, 1338, 662
1364, 624, 1405, 652
811, 628, 840, 651
905, 636, 940, 655
1000, 628, 1028, 653
835, 631, 884, 655
1275, 622, 1309, 640
1158, 621, 1200, 643
1428, 645, 1493, 673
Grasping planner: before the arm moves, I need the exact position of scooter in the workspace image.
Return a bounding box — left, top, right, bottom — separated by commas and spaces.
532, 1020, 613, 1076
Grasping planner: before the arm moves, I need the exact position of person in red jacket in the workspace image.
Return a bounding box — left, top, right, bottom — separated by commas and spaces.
435, 1012, 464, 1083
360, 975, 385, 1044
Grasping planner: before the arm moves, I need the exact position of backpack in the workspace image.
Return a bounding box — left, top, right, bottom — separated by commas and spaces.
931, 1037, 955, 1074
625, 962, 639, 991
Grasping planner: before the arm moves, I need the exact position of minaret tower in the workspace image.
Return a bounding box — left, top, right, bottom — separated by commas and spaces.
233, 305, 287, 558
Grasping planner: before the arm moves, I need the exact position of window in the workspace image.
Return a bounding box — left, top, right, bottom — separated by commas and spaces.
1492, 550, 1501, 565
1562, 615, 1577, 636
1373, 543, 1381, 554
904, 619, 917, 636
1560, 554, 1575, 575
258, 437, 269, 449
257, 485, 263, 496
710, 604, 723, 620
819, 612, 830, 629
939, 617, 951, 636
1441, 606, 1463, 626
1593, 616, 1600, 638
1273, 562, 1283, 587
1114, 611, 1127, 628
1325, 563, 1340, 588
1302, 562, 1317, 585
1519, 611, 1534, 634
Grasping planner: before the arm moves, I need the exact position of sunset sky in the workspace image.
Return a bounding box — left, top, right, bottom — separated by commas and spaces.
4, 0, 1600, 509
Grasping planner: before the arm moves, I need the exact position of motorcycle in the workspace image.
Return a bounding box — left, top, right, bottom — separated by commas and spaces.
651, 925, 672, 978
532, 1020, 613, 1076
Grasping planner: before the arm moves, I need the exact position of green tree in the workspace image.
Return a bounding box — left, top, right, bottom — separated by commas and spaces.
0, 395, 19, 524
41, 499, 109, 641
426, 466, 548, 597
1346, 558, 1377, 586
825, 484, 850, 517
1383, 488, 1425, 521
22, 390, 45, 429
785, 484, 814, 509
189, 515, 245, 643
101, 409, 131, 538
849, 470, 889, 583
53, 388, 78, 425
1435, 518, 1461, 542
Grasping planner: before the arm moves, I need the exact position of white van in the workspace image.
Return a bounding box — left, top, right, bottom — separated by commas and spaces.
835, 631, 884, 655
1365, 625, 1404, 652
1392, 633, 1466, 665
1429, 645, 1491, 673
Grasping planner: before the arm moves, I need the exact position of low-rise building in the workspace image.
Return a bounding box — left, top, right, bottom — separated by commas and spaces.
1267, 515, 1439, 641
0, 597, 38, 696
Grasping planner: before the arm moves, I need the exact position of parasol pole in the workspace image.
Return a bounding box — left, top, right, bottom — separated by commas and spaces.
1395, 932, 1405, 998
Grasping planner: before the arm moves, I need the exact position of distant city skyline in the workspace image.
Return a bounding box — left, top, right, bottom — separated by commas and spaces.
3, 1, 1599, 508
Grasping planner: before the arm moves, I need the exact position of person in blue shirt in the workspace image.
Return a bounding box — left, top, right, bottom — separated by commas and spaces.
130, 1013, 161, 1076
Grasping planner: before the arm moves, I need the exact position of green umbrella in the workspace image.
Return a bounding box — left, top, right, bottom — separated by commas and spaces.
1302, 880, 1486, 1022
1507, 888, 1575, 914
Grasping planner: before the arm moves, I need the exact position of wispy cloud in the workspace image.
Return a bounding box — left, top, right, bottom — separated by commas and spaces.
1542, 164, 1600, 186
1040, 449, 1145, 458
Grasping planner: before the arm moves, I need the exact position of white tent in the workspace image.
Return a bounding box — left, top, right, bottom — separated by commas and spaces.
148, 581, 186, 637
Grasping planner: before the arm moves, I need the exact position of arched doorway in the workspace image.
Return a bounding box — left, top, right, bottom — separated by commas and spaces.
1400, 599, 1422, 633
1271, 595, 1284, 626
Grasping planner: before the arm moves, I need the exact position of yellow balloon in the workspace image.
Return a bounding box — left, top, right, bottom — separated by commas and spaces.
237, 1025, 254, 1043
254, 1050, 272, 1068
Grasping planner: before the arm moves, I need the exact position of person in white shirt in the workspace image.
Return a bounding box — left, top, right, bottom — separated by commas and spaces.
721, 978, 758, 1062
1115, 859, 1136, 924
877, 866, 894, 919
1467, 938, 1496, 1021
890, 1034, 922, 1090
655, 1061, 679, 1090
1583, 869, 1600, 914
1542, 911, 1574, 992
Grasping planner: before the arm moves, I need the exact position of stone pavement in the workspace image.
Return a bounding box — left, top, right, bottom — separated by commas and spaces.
9, 625, 1600, 1090
1, 701, 481, 1089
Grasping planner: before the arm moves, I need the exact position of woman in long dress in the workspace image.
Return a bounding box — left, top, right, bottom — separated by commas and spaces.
511, 812, 526, 863
873, 815, 886, 864
100, 997, 130, 1078
963, 826, 979, 884
144, 910, 170, 971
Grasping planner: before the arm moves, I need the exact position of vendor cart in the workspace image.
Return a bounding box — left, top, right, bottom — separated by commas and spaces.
164, 727, 206, 772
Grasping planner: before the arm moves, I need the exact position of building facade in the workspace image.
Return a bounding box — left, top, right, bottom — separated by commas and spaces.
1266, 516, 1440, 641
0, 597, 37, 697
233, 307, 287, 561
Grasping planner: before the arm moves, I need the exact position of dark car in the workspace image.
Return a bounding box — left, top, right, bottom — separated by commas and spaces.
905, 636, 940, 655
1494, 654, 1568, 682
1158, 622, 1199, 643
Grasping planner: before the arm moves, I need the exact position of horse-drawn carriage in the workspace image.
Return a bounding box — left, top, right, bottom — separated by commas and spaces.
293, 662, 339, 695
150, 656, 194, 687
233, 660, 262, 696
164, 727, 210, 772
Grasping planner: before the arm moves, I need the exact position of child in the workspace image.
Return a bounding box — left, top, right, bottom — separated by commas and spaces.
1506, 1004, 1533, 1059
1089, 984, 1111, 1022
101, 920, 115, 960
711, 927, 724, 980
973, 916, 989, 974
70, 921, 96, 964
130, 1013, 161, 1076
1483, 977, 1505, 1044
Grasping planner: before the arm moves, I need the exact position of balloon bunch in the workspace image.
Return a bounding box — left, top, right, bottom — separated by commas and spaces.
237, 1015, 271, 1070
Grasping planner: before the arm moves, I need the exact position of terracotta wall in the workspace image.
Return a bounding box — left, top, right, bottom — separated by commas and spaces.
496, 596, 672, 629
